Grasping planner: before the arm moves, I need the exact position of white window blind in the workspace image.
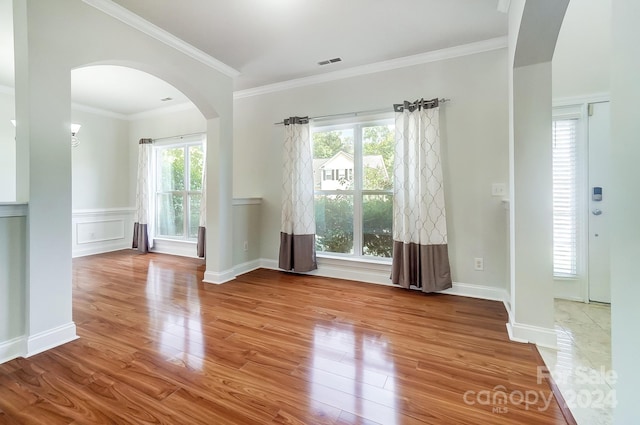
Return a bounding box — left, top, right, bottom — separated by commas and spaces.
552, 119, 578, 277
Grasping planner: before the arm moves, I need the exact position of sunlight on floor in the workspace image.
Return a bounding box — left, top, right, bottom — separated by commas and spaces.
538, 300, 613, 425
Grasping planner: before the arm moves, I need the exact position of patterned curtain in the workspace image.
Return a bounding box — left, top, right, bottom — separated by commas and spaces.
279, 117, 317, 272
197, 157, 207, 258
391, 99, 452, 292
132, 138, 155, 253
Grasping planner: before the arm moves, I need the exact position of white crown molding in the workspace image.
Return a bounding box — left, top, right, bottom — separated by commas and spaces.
81, 0, 240, 78
71, 102, 129, 120
233, 37, 508, 100
127, 101, 198, 121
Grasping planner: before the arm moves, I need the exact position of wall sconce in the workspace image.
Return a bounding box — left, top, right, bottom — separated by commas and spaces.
11, 120, 82, 148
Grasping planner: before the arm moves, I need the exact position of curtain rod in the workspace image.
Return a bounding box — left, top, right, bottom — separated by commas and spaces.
151, 131, 205, 142
273, 98, 450, 125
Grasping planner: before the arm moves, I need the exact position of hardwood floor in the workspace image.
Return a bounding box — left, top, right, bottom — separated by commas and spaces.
0, 251, 571, 424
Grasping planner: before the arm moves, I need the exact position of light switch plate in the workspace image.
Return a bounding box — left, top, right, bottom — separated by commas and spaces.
491, 183, 506, 197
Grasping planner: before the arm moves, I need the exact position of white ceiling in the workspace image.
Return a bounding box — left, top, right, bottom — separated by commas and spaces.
0, 0, 507, 116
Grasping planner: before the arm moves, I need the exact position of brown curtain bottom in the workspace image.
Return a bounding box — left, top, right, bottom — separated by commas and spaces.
279, 232, 317, 272
391, 241, 452, 292
197, 226, 206, 258
132, 222, 149, 254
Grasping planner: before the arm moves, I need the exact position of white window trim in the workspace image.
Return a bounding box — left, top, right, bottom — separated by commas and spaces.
552, 105, 588, 295
153, 135, 205, 243
312, 116, 394, 261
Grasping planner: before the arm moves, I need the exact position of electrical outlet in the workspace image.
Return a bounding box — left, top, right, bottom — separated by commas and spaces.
243, 241, 248, 252
474, 257, 484, 271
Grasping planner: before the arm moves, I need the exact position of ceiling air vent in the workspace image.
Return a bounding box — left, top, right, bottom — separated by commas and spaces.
318, 57, 343, 66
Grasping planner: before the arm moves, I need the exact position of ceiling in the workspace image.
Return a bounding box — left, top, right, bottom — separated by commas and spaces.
0, 0, 507, 116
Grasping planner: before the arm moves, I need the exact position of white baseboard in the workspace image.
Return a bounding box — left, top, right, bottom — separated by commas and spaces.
0, 335, 26, 364
506, 319, 557, 349
440, 281, 509, 303
26, 322, 78, 357
233, 259, 263, 276
72, 208, 135, 258
203, 268, 236, 285
256, 257, 509, 303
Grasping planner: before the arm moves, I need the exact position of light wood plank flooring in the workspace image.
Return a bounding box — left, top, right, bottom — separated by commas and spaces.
0, 251, 572, 424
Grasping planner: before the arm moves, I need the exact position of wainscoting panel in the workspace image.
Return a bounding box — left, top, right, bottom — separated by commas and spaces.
72, 208, 135, 258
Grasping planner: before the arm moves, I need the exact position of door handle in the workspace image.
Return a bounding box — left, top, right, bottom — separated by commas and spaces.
592, 209, 603, 216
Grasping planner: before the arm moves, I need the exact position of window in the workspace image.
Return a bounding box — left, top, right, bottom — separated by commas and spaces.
552, 119, 578, 277
155, 137, 204, 241
312, 120, 394, 258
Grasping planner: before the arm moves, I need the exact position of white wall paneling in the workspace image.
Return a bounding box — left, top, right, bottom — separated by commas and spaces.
72, 208, 135, 258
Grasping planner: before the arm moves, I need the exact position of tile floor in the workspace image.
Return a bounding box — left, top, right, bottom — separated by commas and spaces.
538, 300, 613, 425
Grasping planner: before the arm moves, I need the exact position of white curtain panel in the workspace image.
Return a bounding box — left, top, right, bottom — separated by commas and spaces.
133, 139, 155, 253
392, 100, 452, 291
279, 117, 317, 272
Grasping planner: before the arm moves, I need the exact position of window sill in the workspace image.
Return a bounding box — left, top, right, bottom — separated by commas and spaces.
154, 237, 197, 245
316, 253, 392, 266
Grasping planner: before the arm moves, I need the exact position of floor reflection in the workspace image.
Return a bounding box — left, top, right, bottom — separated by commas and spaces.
145, 260, 204, 370
311, 324, 398, 424
538, 300, 613, 425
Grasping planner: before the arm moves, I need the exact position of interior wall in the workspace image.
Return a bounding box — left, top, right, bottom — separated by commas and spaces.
610, 0, 640, 421
71, 109, 130, 210
0, 91, 15, 201
0, 215, 25, 349
234, 48, 510, 289
553, 0, 611, 99
128, 106, 206, 204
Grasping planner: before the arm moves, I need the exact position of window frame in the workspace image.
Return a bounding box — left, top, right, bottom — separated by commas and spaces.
552, 105, 588, 284
311, 116, 394, 261
153, 135, 204, 242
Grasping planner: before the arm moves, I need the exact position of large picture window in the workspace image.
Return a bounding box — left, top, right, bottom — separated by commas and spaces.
312, 120, 394, 258
155, 137, 204, 241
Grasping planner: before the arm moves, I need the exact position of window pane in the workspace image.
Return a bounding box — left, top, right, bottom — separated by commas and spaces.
553, 119, 578, 277
189, 194, 201, 239
189, 145, 204, 191
157, 193, 184, 237
312, 129, 354, 190
362, 194, 393, 257
159, 147, 185, 191
363, 125, 394, 190
315, 194, 353, 254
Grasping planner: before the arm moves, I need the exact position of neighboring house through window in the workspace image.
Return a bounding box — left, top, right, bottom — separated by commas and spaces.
154, 135, 204, 241
312, 119, 394, 258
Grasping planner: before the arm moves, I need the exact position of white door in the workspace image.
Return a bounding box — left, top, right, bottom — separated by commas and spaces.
588, 101, 611, 303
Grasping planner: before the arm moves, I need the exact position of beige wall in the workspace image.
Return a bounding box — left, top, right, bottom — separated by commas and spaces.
0, 92, 15, 201
234, 48, 510, 289
0, 215, 25, 346
71, 109, 130, 210
553, 0, 611, 99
